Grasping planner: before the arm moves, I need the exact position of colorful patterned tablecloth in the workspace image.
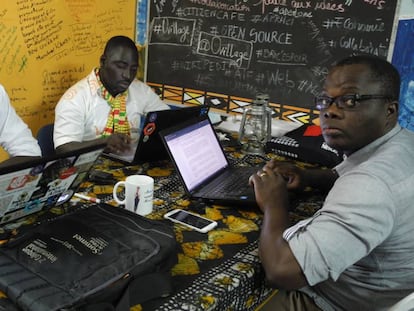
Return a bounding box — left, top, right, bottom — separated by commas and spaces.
0, 143, 325, 311
81, 146, 324, 311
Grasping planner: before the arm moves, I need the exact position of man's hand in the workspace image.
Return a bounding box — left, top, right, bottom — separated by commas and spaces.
105, 133, 132, 154
249, 166, 308, 289
264, 160, 306, 191
265, 159, 339, 193
249, 167, 289, 213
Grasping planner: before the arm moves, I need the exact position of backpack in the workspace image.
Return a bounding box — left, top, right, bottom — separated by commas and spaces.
266, 124, 344, 168
0, 203, 178, 311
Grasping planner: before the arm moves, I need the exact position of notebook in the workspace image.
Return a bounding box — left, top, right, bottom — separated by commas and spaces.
0, 143, 106, 227
103, 105, 210, 164
160, 116, 259, 206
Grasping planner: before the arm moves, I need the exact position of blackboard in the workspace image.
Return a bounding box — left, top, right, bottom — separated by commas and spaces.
147, 0, 400, 121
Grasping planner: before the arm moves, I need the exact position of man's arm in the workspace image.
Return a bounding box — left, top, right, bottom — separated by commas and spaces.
265, 159, 338, 193
250, 167, 308, 289
0, 156, 41, 169
301, 168, 338, 192
55, 138, 108, 154
55, 133, 132, 155
251, 161, 338, 289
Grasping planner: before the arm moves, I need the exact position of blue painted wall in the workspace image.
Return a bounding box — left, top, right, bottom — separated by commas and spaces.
392, 19, 414, 130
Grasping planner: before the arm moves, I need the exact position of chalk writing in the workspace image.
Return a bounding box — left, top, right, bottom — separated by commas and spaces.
339, 36, 388, 57
176, 7, 247, 21
150, 17, 195, 45
256, 49, 307, 66
314, 1, 345, 12
220, 25, 246, 40
153, 0, 167, 16
322, 16, 385, 32
197, 32, 252, 68
271, 6, 313, 18
189, 0, 250, 12
249, 28, 292, 44
363, 0, 386, 10
250, 12, 295, 26
148, 0, 398, 110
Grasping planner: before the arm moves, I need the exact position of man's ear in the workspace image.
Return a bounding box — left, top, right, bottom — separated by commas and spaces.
387, 101, 398, 116
386, 101, 399, 126
99, 55, 106, 67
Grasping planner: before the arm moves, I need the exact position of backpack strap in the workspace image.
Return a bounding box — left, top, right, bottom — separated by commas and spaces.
83, 302, 115, 311
82, 272, 173, 311
115, 271, 174, 311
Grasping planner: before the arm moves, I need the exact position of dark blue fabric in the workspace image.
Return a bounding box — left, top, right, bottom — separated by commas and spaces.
36, 123, 55, 157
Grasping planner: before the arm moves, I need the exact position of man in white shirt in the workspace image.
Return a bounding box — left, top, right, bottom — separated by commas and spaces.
54, 35, 169, 154
0, 84, 41, 168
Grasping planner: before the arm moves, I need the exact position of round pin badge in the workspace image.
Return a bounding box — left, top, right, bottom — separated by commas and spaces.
143, 122, 156, 136
148, 112, 157, 122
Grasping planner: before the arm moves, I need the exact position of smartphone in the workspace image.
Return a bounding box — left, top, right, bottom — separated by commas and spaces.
164, 209, 217, 233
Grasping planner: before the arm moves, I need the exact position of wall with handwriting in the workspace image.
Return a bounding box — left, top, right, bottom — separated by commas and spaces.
146, 1, 399, 123
0, 0, 136, 160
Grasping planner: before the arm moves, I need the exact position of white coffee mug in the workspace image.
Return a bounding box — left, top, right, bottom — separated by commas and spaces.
113, 175, 154, 216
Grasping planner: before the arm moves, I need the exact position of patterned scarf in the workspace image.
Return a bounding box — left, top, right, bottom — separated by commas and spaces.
95, 68, 130, 137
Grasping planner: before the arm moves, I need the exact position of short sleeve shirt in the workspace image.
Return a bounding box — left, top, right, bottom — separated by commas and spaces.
0, 85, 41, 157
54, 70, 170, 148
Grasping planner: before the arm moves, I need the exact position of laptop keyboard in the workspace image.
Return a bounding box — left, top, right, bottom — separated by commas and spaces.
207, 168, 256, 196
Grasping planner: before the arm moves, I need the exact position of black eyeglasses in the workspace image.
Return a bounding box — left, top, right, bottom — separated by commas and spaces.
314, 94, 393, 111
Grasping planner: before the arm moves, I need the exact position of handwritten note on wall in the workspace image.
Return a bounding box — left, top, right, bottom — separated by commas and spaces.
147, 0, 399, 111
0, 0, 136, 137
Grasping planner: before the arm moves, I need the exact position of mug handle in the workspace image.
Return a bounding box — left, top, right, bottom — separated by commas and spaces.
113, 181, 126, 205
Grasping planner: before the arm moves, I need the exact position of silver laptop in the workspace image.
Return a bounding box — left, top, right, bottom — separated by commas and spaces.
0, 144, 105, 227
160, 116, 259, 206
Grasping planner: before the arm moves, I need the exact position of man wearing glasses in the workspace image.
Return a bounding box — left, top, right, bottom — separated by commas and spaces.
251, 55, 414, 310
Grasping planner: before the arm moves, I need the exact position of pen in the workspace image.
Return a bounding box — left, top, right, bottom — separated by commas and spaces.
74, 193, 101, 204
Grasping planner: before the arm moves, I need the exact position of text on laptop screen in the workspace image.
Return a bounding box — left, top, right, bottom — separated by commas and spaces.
163, 118, 228, 192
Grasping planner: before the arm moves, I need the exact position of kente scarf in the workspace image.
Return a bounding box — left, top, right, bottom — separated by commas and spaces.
95, 68, 130, 137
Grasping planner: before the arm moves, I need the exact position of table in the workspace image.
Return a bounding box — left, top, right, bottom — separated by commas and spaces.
0, 137, 325, 311
83, 140, 324, 310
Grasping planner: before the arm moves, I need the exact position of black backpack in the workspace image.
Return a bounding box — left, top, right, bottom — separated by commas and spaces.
266, 124, 344, 168
0, 203, 178, 311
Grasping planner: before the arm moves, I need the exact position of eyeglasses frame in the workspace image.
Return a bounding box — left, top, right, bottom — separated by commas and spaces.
314, 94, 394, 111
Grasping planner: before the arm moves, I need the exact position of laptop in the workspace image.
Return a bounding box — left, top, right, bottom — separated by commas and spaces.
103, 105, 210, 164
159, 116, 259, 206
0, 143, 106, 227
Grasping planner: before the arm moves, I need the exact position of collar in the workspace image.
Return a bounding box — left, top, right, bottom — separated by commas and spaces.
87, 68, 101, 96
335, 124, 402, 175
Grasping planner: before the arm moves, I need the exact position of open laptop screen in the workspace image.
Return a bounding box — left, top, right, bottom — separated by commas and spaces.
0, 144, 105, 225
162, 118, 228, 192
103, 105, 210, 164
